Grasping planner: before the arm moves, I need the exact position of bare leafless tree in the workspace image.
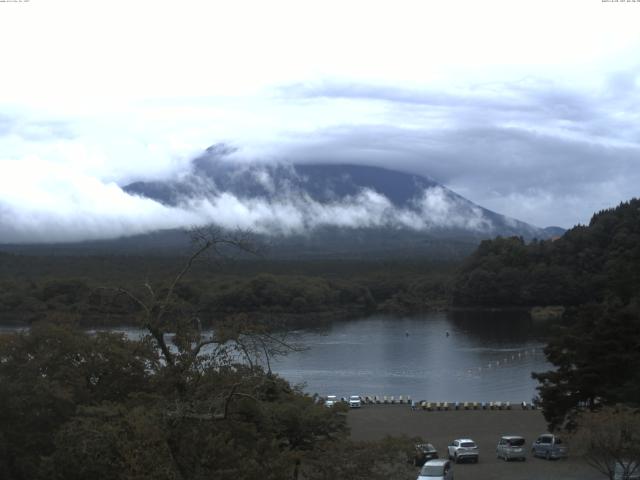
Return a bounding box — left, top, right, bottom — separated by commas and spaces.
106, 226, 302, 399
219, 313, 305, 375
110, 227, 256, 366
571, 406, 640, 480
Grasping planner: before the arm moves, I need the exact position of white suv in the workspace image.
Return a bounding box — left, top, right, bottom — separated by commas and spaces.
348, 395, 362, 408
448, 438, 479, 463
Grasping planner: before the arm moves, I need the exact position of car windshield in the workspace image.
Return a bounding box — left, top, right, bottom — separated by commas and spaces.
418, 444, 436, 452
420, 464, 445, 476
508, 438, 525, 447
350, 396, 359, 400
461, 442, 476, 448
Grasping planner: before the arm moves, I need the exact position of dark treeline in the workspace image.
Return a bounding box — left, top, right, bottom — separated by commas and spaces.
452, 198, 640, 307
0, 255, 454, 326
452, 199, 640, 429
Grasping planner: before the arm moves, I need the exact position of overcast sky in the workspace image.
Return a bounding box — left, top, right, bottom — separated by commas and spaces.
1, 0, 639, 242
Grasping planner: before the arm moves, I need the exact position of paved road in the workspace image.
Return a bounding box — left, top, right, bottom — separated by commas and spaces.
348, 405, 603, 480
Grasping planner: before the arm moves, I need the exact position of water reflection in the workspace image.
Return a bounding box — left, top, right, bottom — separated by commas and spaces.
448, 309, 539, 342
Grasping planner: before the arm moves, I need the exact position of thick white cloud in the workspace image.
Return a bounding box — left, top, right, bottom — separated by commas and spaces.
0, 0, 639, 241
0, 151, 494, 242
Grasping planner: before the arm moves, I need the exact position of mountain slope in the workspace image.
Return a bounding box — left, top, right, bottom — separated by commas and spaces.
124, 144, 557, 241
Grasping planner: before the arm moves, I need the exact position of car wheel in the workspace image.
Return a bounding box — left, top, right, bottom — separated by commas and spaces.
454, 454, 458, 464
521, 457, 526, 462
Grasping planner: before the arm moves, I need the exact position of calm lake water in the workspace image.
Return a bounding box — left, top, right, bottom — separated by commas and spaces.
271, 311, 550, 403
1, 310, 551, 403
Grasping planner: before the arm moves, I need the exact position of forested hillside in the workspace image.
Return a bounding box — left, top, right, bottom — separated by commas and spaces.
453, 199, 640, 429
0, 255, 453, 326
452, 198, 640, 307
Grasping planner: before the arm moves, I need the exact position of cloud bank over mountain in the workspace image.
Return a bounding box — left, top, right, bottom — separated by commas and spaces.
1, 1, 638, 242
0, 144, 499, 243
274, 74, 640, 227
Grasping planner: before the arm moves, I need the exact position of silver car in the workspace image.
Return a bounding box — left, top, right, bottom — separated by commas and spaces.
531, 434, 568, 460
496, 435, 526, 461
417, 459, 453, 480
613, 460, 640, 480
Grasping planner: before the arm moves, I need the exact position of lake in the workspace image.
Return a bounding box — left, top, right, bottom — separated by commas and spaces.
271, 310, 550, 403
1, 310, 551, 403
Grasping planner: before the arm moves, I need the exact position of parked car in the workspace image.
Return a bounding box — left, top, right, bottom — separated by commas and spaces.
447, 438, 479, 463
531, 434, 568, 460
496, 435, 526, 461
348, 395, 362, 408
417, 459, 453, 480
414, 443, 439, 466
325, 395, 338, 407
613, 460, 640, 480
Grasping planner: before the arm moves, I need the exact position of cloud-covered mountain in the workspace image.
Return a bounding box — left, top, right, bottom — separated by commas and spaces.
116, 144, 562, 258
0, 143, 563, 258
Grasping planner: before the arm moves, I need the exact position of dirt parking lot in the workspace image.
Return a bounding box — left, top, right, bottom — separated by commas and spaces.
348, 405, 603, 480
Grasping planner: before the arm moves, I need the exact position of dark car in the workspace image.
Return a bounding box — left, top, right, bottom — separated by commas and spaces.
414, 443, 439, 466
